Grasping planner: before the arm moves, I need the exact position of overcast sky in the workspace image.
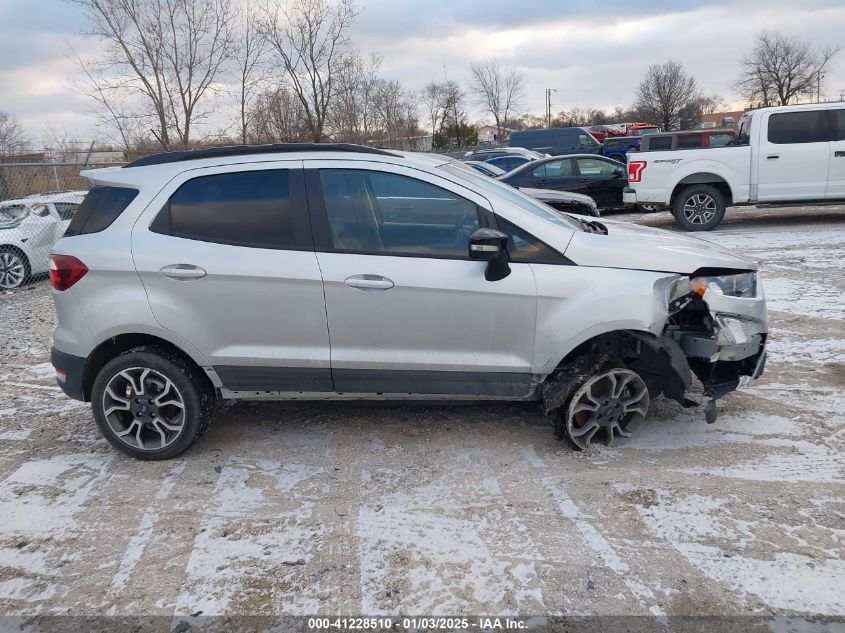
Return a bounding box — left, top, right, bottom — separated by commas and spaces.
1, 0, 844, 144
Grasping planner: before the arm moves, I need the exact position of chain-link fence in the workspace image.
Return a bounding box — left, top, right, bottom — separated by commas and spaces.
0, 161, 124, 290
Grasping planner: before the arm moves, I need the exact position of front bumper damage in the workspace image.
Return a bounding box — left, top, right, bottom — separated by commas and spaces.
640, 276, 768, 423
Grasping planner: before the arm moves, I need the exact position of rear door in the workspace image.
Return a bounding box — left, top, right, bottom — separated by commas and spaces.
131, 162, 333, 392
530, 158, 579, 193
757, 109, 830, 201
828, 108, 845, 199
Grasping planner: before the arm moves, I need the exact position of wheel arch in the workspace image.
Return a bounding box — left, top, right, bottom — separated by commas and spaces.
81, 332, 218, 401
541, 328, 692, 412
670, 173, 733, 207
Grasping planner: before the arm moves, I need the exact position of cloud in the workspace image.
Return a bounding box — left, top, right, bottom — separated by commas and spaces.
1, 0, 844, 139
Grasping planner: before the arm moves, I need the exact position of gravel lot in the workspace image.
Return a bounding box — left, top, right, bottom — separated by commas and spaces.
0, 205, 843, 628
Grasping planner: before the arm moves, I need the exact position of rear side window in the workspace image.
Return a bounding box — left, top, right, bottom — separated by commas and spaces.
767, 111, 824, 144
835, 109, 845, 141
64, 186, 138, 236
678, 135, 702, 149
648, 136, 673, 151
533, 160, 573, 178
150, 170, 306, 249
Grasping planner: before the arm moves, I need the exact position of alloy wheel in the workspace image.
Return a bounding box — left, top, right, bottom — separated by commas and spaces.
563, 369, 649, 449
682, 194, 717, 225
101, 367, 186, 451
0, 252, 25, 289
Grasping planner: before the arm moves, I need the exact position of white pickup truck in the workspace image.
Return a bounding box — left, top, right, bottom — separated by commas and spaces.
623, 102, 845, 230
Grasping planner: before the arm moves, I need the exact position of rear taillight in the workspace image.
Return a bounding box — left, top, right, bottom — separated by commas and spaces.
628, 160, 647, 183
49, 255, 88, 291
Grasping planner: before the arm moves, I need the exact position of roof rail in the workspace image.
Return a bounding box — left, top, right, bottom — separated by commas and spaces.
123, 143, 399, 168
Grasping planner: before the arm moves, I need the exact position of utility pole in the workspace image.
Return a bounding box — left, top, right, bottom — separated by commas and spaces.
545, 88, 557, 128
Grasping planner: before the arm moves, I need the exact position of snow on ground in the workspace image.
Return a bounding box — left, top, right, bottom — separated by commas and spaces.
0, 207, 842, 622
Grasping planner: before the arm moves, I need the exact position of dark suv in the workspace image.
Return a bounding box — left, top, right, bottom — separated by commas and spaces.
509, 128, 601, 156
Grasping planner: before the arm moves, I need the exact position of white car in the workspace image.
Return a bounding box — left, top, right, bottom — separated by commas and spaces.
0, 191, 86, 289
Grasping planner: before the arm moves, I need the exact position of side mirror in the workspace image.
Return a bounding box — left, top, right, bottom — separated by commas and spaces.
469, 228, 511, 282
32, 204, 50, 218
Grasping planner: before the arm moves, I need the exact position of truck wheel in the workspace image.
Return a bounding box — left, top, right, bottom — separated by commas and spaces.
555, 363, 650, 450
91, 346, 214, 460
672, 185, 725, 231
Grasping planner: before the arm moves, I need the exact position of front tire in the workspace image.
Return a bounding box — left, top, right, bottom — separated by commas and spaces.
91, 347, 214, 460
556, 363, 650, 450
672, 184, 726, 231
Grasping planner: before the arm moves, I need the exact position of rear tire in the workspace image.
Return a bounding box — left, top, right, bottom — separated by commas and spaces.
672, 184, 725, 231
0, 247, 30, 290
91, 346, 214, 460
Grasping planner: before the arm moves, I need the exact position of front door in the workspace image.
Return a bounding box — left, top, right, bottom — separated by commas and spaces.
131, 162, 333, 392
828, 108, 845, 199
304, 161, 538, 397
573, 156, 627, 209
757, 109, 830, 202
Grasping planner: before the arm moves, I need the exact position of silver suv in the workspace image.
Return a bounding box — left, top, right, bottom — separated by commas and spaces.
50, 144, 767, 460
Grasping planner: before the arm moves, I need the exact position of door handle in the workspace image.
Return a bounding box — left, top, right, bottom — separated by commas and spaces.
835, 151, 845, 158
344, 274, 394, 291
766, 154, 780, 160
160, 264, 207, 280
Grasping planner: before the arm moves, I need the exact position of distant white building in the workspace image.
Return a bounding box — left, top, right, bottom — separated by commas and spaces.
476, 125, 511, 143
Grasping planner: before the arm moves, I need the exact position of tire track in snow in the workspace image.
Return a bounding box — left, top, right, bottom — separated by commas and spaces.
109, 462, 186, 597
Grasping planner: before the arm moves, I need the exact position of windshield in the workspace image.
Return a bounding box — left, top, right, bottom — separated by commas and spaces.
439, 162, 581, 230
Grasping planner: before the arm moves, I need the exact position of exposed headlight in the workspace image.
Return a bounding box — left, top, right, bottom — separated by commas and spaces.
690, 272, 757, 298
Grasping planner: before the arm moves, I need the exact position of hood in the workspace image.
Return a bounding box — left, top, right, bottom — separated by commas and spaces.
518, 187, 596, 207
563, 218, 756, 274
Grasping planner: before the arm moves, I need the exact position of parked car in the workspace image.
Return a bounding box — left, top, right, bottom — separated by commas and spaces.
624, 102, 845, 230
464, 147, 545, 162
509, 127, 602, 156
517, 187, 599, 217
485, 154, 532, 172
0, 191, 86, 289
639, 129, 736, 152
498, 154, 629, 210
465, 160, 507, 177
460, 161, 598, 216
50, 143, 766, 458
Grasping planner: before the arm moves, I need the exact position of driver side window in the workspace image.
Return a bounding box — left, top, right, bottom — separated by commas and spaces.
319, 169, 480, 258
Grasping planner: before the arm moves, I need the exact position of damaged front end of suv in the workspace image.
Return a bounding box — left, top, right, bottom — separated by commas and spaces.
543, 258, 767, 451
656, 268, 767, 416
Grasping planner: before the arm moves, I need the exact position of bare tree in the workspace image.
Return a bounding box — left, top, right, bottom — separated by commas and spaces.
259, 0, 357, 142
634, 61, 700, 130
469, 60, 524, 141
234, 12, 268, 144
70, 0, 237, 150
696, 94, 727, 115
370, 79, 419, 146
420, 82, 445, 137
249, 88, 310, 142
329, 52, 381, 143
736, 30, 840, 106
0, 112, 30, 156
